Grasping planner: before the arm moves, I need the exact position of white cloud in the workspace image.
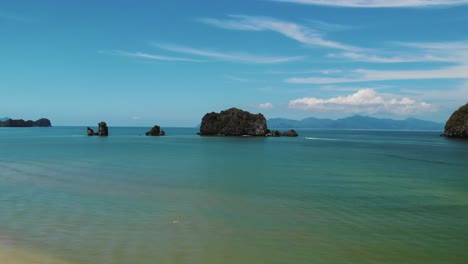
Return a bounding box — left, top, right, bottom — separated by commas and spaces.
398, 41, 468, 51
155, 44, 303, 64
272, 0, 468, 8
109, 50, 202, 62
287, 63, 468, 84
284, 41, 468, 83
266, 69, 343, 75
289, 88, 433, 115
327, 42, 468, 64
259, 102, 274, 109
131, 116, 142, 120
307, 20, 355, 32
287, 76, 359, 84
328, 52, 450, 63
200, 15, 359, 51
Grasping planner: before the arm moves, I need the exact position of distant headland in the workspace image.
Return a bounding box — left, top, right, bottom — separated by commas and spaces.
0, 118, 52, 127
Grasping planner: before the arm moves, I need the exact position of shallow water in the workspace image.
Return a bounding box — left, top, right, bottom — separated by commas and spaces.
1, 127, 467, 263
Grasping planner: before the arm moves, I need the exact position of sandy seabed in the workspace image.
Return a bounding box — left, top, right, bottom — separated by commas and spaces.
0, 241, 69, 264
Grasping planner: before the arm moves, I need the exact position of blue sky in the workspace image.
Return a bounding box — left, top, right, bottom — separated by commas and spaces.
1, 0, 468, 126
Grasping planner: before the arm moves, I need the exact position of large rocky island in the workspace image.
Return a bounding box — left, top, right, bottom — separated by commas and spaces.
0, 118, 52, 127
199, 108, 297, 137
443, 103, 468, 138
199, 108, 268, 136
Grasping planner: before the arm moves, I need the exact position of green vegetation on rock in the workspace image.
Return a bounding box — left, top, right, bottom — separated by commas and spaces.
199, 108, 268, 136
444, 103, 468, 138
0, 118, 51, 127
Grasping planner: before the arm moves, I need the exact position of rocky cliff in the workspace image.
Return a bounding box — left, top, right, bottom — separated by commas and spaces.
443, 103, 468, 138
199, 108, 268, 136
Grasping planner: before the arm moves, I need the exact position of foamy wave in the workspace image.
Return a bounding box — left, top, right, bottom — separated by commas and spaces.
305, 137, 340, 141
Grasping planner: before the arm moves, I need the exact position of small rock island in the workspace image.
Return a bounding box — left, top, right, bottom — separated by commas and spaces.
443, 103, 468, 138
0, 118, 52, 127
87, 122, 109, 136
199, 108, 298, 137
146, 125, 165, 136
281, 129, 299, 137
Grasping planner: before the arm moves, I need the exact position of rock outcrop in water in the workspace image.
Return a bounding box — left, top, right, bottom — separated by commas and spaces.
443, 103, 468, 138
98, 122, 108, 136
146, 125, 165, 136
87, 122, 109, 136
266, 129, 299, 137
0, 118, 52, 127
266, 130, 282, 137
199, 108, 268, 136
282, 129, 299, 137
87, 127, 95, 136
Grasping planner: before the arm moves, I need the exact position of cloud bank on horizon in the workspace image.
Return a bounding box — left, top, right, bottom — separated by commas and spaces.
2, 0, 468, 125
289, 88, 433, 115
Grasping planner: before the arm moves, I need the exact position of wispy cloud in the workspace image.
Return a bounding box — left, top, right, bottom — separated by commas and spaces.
320, 85, 388, 92
259, 102, 274, 109
289, 88, 433, 115
328, 52, 451, 63
224, 75, 251, 82
108, 50, 203, 62
327, 41, 468, 64
398, 41, 468, 50
287, 65, 468, 84
200, 15, 359, 51
307, 20, 355, 32
288, 41, 468, 83
257, 87, 274, 93
266, 69, 343, 75
155, 44, 303, 64
401, 82, 468, 101
272, 0, 468, 8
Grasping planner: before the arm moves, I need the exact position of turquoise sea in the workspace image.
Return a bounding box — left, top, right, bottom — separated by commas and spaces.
0, 127, 467, 263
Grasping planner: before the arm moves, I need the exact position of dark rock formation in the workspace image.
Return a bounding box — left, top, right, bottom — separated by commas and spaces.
97, 122, 108, 136
282, 129, 298, 137
146, 125, 165, 136
35, 118, 52, 127
87, 122, 108, 136
443, 103, 468, 138
0, 118, 52, 127
266, 129, 281, 137
87, 127, 95, 136
199, 108, 268, 136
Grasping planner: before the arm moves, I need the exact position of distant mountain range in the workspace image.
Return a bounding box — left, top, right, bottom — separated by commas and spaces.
0, 117, 10, 122
267, 115, 444, 131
